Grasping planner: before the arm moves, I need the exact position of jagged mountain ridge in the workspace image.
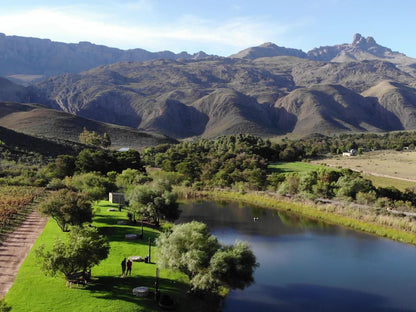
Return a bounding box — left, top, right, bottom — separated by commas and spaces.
3, 33, 416, 139
0, 32, 211, 85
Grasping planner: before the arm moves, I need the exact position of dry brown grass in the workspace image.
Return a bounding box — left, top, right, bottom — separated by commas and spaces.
313, 151, 416, 187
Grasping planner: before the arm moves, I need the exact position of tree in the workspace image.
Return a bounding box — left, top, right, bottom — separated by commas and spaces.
208, 241, 257, 290
79, 127, 111, 148
115, 168, 150, 192
102, 132, 111, 148
38, 189, 93, 232
156, 221, 257, 293
53, 155, 76, 179
114, 149, 144, 172
36, 226, 109, 280
127, 182, 179, 225
75, 149, 112, 174
336, 176, 374, 199
65, 172, 112, 201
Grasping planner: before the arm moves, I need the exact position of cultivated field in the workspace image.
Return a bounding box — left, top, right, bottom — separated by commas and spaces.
0, 186, 43, 237
312, 150, 416, 190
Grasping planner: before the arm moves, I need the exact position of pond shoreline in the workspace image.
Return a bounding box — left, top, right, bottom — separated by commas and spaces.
195, 190, 416, 246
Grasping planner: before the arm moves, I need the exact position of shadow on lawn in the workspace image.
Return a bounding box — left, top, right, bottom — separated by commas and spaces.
98, 225, 159, 246
85, 275, 189, 310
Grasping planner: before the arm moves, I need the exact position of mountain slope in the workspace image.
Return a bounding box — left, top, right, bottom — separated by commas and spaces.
0, 125, 82, 157
274, 84, 402, 134
362, 81, 416, 129
0, 77, 31, 102
0, 102, 176, 149
192, 88, 279, 138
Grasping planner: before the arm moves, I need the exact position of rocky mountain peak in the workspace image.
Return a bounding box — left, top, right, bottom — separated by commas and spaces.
230, 42, 307, 59
259, 42, 278, 48
352, 33, 377, 48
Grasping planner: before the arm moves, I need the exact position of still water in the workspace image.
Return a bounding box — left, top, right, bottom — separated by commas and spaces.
177, 200, 416, 312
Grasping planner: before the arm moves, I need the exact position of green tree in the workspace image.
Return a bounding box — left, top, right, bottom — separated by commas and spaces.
102, 132, 111, 148
79, 128, 110, 148
54, 155, 76, 179
127, 182, 179, 225
114, 149, 144, 172
75, 149, 112, 174
156, 221, 257, 293
116, 168, 150, 192
336, 176, 374, 199
208, 241, 257, 290
65, 172, 112, 201
36, 226, 109, 280
38, 189, 93, 232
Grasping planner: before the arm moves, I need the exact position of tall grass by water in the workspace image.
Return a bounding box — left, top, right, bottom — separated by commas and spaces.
205, 191, 416, 246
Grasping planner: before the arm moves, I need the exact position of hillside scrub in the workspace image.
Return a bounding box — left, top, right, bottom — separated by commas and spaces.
143, 134, 416, 213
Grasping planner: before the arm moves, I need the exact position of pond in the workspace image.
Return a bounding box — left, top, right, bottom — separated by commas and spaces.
177, 200, 416, 312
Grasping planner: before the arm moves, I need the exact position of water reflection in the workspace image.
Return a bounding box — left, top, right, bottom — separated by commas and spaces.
178, 200, 372, 240
178, 200, 416, 312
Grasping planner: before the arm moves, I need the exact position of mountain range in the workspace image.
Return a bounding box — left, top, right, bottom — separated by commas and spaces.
1, 33, 416, 142
0, 32, 209, 85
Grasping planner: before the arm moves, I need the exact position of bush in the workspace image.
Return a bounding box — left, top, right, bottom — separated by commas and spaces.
356, 191, 377, 205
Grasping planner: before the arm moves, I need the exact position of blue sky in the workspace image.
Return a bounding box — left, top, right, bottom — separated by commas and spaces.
1, 0, 415, 57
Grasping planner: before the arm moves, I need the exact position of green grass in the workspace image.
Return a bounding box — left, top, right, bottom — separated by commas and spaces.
268, 161, 324, 173
4, 201, 219, 312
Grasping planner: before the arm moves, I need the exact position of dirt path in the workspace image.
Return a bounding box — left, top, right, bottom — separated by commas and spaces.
0, 210, 48, 298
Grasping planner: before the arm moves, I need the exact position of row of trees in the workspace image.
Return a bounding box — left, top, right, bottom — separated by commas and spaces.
50, 148, 145, 179
142, 134, 416, 210
269, 168, 416, 210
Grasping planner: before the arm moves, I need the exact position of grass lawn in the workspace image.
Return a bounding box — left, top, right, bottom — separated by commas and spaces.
268, 161, 324, 173
4, 201, 219, 312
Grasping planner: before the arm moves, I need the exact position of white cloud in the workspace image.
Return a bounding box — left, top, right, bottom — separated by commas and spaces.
0, 7, 296, 55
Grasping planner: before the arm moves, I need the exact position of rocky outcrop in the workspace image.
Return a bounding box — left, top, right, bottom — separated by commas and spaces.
307, 33, 411, 64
